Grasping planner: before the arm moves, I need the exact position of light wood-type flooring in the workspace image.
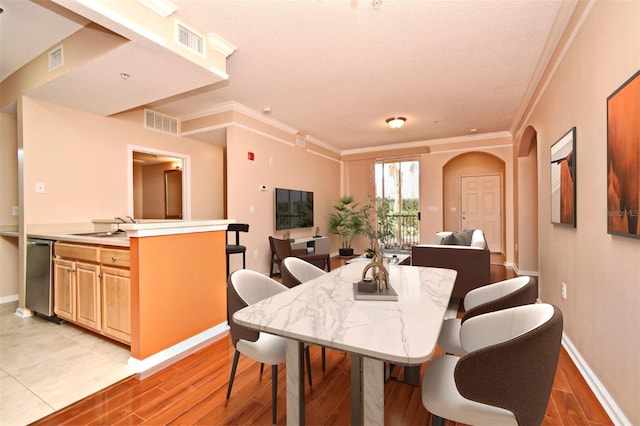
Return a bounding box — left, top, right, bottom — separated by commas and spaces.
31, 261, 612, 426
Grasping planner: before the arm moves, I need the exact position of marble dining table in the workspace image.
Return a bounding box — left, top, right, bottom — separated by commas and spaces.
233, 261, 456, 425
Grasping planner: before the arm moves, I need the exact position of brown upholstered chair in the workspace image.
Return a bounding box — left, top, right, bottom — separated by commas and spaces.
269, 236, 330, 278
422, 303, 563, 426
438, 276, 538, 355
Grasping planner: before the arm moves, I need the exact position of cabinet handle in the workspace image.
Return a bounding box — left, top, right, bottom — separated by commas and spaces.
112, 255, 118, 262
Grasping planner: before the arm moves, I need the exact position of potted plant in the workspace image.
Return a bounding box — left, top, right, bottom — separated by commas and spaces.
328, 196, 365, 256
361, 194, 392, 257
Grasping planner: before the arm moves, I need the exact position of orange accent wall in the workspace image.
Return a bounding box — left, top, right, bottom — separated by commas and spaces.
129, 231, 226, 359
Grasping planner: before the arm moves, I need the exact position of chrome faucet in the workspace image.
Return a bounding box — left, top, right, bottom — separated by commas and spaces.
115, 216, 137, 224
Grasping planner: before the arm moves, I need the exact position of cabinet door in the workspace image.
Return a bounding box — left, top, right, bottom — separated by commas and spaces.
75, 262, 101, 332
53, 259, 75, 321
101, 266, 131, 344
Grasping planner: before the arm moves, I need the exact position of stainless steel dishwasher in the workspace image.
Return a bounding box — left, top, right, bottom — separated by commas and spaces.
26, 238, 61, 323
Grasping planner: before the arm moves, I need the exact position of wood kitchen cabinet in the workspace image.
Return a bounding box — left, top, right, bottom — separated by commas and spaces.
74, 261, 101, 331
53, 258, 75, 321
100, 247, 131, 344
53, 244, 101, 332
53, 242, 130, 343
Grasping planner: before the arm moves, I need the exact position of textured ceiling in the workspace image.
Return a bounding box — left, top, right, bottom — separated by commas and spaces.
1, 0, 577, 152
155, 0, 576, 150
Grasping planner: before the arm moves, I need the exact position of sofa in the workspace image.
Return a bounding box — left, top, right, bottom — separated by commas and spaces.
411, 229, 490, 299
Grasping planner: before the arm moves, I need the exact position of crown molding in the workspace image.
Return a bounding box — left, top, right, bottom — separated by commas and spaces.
181, 101, 300, 135
340, 131, 512, 156
208, 32, 237, 58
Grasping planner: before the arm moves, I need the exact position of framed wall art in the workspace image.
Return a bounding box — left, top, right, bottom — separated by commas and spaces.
551, 127, 577, 226
607, 70, 640, 239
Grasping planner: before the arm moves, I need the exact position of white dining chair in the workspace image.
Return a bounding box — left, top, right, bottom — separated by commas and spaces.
281, 256, 328, 371
226, 269, 312, 425
438, 276, 537, 355
423, 303, 563, 426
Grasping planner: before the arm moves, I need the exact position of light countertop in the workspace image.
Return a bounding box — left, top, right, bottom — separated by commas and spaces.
2, 219, 235, 247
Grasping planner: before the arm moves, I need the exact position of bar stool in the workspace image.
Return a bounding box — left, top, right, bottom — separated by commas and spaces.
226, 223, 249, 276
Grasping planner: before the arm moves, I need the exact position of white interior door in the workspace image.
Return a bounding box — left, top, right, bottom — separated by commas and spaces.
461, 174, 502, 253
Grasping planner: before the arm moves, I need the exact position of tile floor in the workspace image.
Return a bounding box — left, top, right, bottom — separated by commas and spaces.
0, 301, 133, 425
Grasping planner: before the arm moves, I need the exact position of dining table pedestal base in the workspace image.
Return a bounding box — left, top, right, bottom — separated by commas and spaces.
285, 339, 305, 425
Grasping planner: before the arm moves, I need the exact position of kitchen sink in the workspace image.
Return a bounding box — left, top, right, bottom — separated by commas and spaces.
73, 231, 127, 238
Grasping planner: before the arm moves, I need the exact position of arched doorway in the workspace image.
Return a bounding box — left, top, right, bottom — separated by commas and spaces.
443, 152, 505, 254
516, 126, 539, 274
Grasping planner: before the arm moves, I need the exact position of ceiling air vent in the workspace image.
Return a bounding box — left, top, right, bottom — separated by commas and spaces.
176, 22, 205, 57
145, 110, 178, 135
296, 135, 306, 147
48, 46, 63, 72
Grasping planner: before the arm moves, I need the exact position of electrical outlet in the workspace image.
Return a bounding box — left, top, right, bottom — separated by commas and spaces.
11, 206, 19, 216
35, 182, 45, 194
561, 282, 567, 300
253, 249, 259, 259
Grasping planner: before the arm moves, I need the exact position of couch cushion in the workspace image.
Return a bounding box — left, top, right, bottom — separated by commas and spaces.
441, 230, 475, 246
436, 231, 453, 244
470, 229, 487, 249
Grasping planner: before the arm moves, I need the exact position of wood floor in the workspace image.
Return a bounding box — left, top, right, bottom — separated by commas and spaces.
32, 262, 613, 426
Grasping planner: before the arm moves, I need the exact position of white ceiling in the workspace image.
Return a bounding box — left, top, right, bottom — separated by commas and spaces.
0, 0, 577, 152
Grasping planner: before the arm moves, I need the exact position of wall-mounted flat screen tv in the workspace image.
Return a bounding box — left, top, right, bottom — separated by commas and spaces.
275, 188, 314, 230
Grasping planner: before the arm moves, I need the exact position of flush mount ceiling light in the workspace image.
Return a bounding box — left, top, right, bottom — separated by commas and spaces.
386, 117, 406, 129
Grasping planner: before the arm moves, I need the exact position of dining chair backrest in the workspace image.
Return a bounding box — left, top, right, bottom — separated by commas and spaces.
461, 275, 538, 323
227, 269, 288, 346
455, 303, 563, 426
226, 223, 250, 245
281, 256, 327, 288
270, 236, 295, 260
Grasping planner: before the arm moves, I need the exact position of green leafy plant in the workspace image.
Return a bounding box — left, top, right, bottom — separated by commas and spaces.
328, 196, 366, 250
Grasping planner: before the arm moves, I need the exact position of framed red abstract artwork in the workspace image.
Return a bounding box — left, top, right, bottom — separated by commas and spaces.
551, 127, 576, 226
607, 70, 640, 239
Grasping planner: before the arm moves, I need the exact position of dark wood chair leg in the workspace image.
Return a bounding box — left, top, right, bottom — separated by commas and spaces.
305, 346, 312, 386
322, 347, 326, 372
271, 365, 278, 425
260, 363, 264, 375
432, 414, 445, 426
226, 350, 240, 399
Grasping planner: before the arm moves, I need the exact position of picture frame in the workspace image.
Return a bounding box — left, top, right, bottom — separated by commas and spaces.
607, 70, 640, 239
550, 127, 577, 226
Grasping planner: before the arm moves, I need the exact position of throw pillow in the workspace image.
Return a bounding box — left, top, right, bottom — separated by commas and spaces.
440, 229, 474, 246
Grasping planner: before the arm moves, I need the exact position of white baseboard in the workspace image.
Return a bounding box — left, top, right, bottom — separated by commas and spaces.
562, 333, 631, 426
127, 322, 230, 375
0, 294, 19, 305
510, 263, 539, 277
